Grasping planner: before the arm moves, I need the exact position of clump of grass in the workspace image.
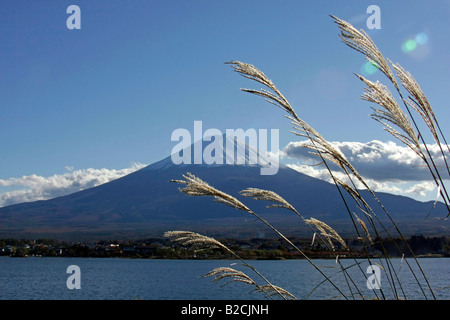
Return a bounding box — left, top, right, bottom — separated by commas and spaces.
331, 15, 449, 217
165, 15, 447, 300
168, 173, 351, 299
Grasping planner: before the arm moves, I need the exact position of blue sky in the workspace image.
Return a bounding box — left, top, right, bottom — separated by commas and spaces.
0, 1, 449, 205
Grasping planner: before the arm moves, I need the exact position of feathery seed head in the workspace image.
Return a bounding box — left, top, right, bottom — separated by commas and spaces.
331, 15, 398, 89
352, 212, 373, 243
226, 61, 299, 120
391, 62, 440, 144
171, 172, 251, 212
356, 74, 422, 156
254, 285, 297, 300
164, 231, 228, 251
204, 267, 257, 287
240, 188, 297, 212
305, 218, 346, 250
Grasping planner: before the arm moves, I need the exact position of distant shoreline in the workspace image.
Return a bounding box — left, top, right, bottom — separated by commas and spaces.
2, 254, 449, 260
2, 235, 449, 260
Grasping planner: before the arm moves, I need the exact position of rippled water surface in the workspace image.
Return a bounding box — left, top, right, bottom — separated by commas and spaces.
0, 257, 448, 300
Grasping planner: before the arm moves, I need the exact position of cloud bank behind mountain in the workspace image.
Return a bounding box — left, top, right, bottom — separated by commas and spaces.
281, 140, 448, 200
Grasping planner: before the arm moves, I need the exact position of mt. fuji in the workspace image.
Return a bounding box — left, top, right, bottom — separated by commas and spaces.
0, 134, 446, 240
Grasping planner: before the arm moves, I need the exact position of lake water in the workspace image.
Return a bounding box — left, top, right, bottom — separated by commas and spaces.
0, 256, 448, 300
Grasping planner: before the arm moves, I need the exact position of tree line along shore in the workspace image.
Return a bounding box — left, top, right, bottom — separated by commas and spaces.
1, 235, 449, 259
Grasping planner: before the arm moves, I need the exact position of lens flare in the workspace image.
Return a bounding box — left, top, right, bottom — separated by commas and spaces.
402, 32, 428, 54
415, 32, 428, 45
402, 39, 417, 53
361, 60, 379, 76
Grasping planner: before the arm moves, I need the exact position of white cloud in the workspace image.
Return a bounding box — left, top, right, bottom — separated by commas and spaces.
0, 162, 146, 207
406, 181, 437, 197
282, 140, 448, 181
286, 163, 404, 195
282, 140, 448, 201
